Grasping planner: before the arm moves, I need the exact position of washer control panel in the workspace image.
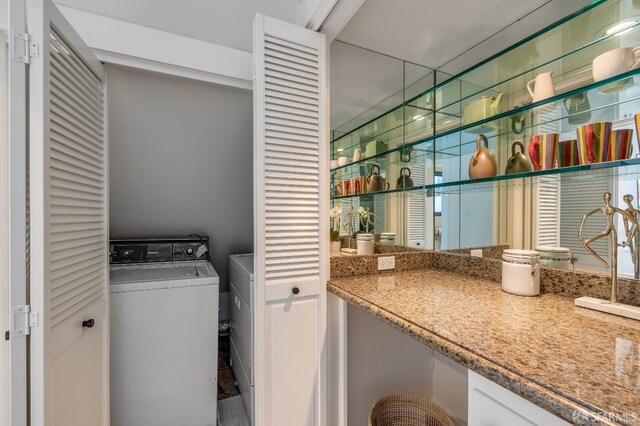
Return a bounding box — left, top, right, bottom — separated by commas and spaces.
173, 242, 208, 261
109, 237, 209, 264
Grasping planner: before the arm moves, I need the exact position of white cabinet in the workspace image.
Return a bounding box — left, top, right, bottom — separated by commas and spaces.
265, 296, 321, 425
468, 371, 569, 426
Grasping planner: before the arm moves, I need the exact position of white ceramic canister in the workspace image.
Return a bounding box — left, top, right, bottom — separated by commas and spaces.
357, 233, 375, 255
379, 232, 397, 245
534, 246, 573, 270
502, 249, 540, 296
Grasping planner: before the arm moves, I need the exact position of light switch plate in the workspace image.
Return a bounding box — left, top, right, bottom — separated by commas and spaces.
470, 249, 483, 257
378, 256, 395, 271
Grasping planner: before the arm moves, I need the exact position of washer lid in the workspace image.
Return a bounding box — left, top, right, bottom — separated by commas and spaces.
110, 261, 218, 285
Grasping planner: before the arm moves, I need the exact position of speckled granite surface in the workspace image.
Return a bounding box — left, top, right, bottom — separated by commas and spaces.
446, 244, 510, 260
330, 250, 432, 278
328, 269, 640, 425
431, 250, 640, 307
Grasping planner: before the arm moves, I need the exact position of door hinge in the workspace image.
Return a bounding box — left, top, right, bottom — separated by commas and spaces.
11, 305, 40, 337
12, 33, 39, 64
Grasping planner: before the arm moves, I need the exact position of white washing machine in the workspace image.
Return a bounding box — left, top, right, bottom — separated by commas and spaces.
110, 237, 219, 426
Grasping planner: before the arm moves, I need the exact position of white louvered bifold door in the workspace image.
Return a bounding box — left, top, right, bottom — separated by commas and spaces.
560, 177, 612, 272
254, 14, 328, 426
27, 1, 108, 425
535, 176, 561, 247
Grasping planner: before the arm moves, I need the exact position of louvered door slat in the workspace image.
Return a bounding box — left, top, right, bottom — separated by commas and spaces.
50, 287, 102, 327
51, 107, 103, 141
50, 254, 103, 282
265, 96, 319, 113
265, 35, 319, 58
265, 58, 318, 78
265, 139, 319, 154
51, 186, 103, 202
50, 138, 103, 169
49, 34, 103, 95
51, 122, 103, 156
50, 168, 103, 190
266, 109, 319, 125
49, 62, 104, 109
51, 266, 103, 294
265, 49, 318, 69
266, 85, 319, 105
266, 100, 318, 118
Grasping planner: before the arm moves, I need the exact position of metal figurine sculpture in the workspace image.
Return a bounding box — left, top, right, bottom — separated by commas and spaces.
622, 194, 640, 279
578, 192, 638, 303
342, 208, 358, 250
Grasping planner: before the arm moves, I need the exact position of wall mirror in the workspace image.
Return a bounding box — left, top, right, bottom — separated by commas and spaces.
330, 0, 640, 281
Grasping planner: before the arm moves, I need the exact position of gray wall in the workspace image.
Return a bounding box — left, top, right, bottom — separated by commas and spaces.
108, 66, 253, 293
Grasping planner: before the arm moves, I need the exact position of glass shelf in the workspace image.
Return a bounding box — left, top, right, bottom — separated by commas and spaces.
331, 0, 640, 166
332, 68, 640, 179
419, 11, 640, 120
331, 158, 640, 200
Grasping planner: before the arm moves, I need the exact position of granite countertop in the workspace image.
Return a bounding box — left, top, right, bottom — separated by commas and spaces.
328, 269, 640, 425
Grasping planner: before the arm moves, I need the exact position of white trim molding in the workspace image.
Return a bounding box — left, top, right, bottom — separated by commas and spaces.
298, 0, 340, 30
57, 6, 252, 90
319, 0, 366, 43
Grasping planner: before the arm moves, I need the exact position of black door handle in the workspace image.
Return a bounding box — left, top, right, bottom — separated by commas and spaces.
292, 287, 300, 295
82, 319, 95, 328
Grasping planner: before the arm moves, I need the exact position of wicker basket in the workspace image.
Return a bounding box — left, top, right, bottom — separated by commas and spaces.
368, 394, 454, 426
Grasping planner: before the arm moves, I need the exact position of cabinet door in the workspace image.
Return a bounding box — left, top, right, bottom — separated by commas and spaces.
253, 13, 328, 426
27, 1, 108, 425
265, 296, 321, 425
468, 371, 569, 426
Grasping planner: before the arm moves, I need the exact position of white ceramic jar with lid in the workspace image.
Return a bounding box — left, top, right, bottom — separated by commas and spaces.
534, 246, 573, 270
379, 232, 397, 245
356, 233, 374, 255
502, 249, 540, 296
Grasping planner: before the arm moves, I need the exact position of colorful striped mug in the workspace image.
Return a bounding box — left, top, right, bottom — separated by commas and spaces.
558, 139, 580, 167
576, 122, 612, 164
528, 133, 558, 170
609, 129, 634, 161
635, 113, 640, 156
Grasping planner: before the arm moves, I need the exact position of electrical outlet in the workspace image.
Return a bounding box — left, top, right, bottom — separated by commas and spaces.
378, 256, 396, 271
470, 249, 483, 257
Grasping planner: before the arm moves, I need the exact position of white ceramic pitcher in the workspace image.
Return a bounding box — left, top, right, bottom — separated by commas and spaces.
527, 71, 556, 103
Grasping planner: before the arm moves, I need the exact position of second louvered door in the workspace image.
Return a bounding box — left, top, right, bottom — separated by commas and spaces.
27, 1, 108, 425
254, 14, 328, 426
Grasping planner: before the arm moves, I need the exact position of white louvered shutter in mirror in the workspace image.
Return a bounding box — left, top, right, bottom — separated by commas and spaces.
28, 1, 108, 425
254, 14, 328, 426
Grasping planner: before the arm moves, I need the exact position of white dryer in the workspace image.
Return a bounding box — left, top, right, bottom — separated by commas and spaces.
229, 253, 254, 423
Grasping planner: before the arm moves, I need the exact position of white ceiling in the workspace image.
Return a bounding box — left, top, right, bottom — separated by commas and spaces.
53, 0, 300, 52
336, 0, 553, 69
